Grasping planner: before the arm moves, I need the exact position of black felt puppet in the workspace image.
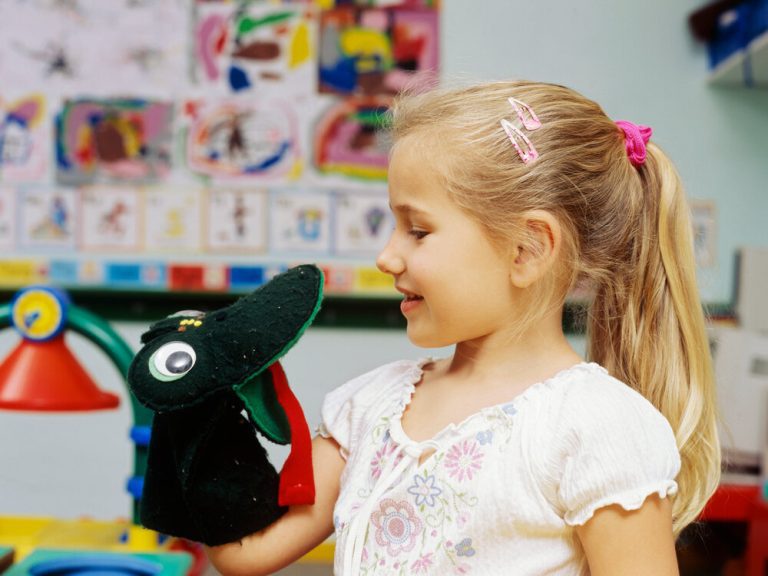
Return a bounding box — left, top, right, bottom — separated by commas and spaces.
128, 264, 323, 546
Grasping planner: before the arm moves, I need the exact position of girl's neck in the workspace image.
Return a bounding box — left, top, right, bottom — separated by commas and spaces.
443, 312, 583, 390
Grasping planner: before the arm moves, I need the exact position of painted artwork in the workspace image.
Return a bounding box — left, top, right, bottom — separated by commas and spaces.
0, 0, 188, 96
0, 95, 48, 182
0, 0, 439, 296
323, 1, 438, 7
18, 186, 78, 250
270, 189, 332, 253
184, 98, 303, 181
205, 188, 268, 252
56, 98, 173, 185
314, 96, 390, 181
194, 2, 317, 94
318, 6, 438, 95
0, 187, 16, 250
80, 186, 142, 251
144, 187, 203, 252
334, 190, 391, 255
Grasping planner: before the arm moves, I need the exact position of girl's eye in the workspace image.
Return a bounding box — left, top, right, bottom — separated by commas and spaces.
148, 341, 197, 382
409, 229, 429, 239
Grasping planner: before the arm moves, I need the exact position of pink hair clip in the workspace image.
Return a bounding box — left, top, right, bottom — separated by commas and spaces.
507, 97, 542, 130
500, 119, 539, 164
615, 120, 652, 167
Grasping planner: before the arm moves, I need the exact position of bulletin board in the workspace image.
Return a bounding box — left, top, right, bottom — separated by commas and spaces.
0, 0, 440, 301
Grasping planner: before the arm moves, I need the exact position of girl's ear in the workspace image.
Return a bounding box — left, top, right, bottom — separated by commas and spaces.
509, 210, 562, 289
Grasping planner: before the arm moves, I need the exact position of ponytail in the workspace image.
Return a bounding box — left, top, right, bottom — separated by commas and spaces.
586, 145, 720, 534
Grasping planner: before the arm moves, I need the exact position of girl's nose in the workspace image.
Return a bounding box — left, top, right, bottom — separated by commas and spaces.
376, 235, 404, 276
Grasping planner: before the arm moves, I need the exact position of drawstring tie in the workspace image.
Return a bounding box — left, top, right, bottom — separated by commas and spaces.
342, 440, 440, 574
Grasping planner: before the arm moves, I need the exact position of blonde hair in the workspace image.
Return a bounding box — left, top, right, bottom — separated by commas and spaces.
390, 80, 720, 535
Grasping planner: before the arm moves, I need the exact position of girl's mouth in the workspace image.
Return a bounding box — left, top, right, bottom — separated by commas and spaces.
400, 294, 423, 314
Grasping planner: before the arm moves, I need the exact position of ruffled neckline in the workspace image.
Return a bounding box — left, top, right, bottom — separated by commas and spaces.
388, 358, 606, 449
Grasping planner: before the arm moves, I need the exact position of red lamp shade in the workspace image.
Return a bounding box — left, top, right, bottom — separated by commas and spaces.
0, 334, 120, 411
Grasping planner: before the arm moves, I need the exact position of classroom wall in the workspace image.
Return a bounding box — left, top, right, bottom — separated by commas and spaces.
3, 0, 767, 520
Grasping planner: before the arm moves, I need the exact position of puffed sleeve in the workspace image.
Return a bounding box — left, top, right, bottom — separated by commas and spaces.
556, 376, 681, 526
318, 360, 419, 459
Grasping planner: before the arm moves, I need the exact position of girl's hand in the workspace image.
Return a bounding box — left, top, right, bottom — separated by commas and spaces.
577, 494, 679, 575
205, 435, 345, 576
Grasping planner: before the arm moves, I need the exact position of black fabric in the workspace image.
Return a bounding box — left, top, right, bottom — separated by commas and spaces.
128, 264, 323, 545
140, 393, 286, 545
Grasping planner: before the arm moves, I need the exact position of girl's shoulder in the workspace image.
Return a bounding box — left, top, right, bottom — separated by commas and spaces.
324, 357, 429, 409
519, 362, 672, 430
319, 358, 430, 453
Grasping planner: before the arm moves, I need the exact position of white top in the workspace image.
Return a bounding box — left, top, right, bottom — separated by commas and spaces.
319, 359, 681, 575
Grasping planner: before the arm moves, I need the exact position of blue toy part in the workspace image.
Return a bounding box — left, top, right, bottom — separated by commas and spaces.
28, 555, 161, 576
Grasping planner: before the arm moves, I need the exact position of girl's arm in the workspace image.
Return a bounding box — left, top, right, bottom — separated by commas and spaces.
205, 435, 345, 576
577, 494, 679, 576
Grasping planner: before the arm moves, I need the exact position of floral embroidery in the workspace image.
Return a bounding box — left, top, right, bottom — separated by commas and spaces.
407, 473, 442, 507
453, 562, 471, 574
371, 499, 423, 555
411, 552, 434, 573
502, 402, 517, 416
455, 537, 476, 557
370, 440, 397, 480
444, 439, 484, 482
475, 429, 493, 445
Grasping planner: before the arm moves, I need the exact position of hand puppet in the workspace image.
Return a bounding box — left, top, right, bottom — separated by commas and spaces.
128, 264, 323, 546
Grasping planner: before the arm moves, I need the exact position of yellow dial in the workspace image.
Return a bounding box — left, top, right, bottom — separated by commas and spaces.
11, 287, 67, 341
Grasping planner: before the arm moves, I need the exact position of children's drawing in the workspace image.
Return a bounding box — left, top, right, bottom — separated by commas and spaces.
0, 95, 48, 182
323, 1, 438, 6
314, 96, 390, 181
19, 186, 78, 250
0, 187, 17, 249
185, 98, 302, 181
80, 186, 142, 251
318, 6, 438, 95
270, 189, 332, 254
144, 187, 203, 252
55, 98, 173, 185
194, 2, 317, 94
0, 0, 188, 94
334, 190, 392, 255
206, 188, 268, 252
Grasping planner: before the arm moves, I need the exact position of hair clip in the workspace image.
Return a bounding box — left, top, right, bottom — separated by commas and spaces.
500, 119, 539, 164
615, 120, 652, 167
507, 97, 542, 130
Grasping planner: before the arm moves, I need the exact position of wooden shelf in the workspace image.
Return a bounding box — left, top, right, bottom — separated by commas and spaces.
709, 30, 768, 87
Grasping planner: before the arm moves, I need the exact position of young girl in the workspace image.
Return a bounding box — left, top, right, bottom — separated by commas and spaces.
207, 81, 721, 575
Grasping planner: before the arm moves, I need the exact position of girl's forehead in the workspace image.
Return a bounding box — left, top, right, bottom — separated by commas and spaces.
389, 138, 446, 182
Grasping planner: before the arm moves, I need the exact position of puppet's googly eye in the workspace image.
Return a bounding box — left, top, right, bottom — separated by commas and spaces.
148, 342, 196, 382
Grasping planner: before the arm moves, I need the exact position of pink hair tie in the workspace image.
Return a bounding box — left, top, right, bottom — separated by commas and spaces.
615, 120, 652, 167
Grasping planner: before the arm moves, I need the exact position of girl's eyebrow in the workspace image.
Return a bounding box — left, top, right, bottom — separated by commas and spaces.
390, 203, 429, 216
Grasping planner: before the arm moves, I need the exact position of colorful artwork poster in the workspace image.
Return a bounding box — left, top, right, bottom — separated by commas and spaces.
0, 94, 48, 182
144, 188, 203, 252
270, 189, 332, 254
185, 98, 302, 181
18, 186, 78, 251
334, 190, 391, 255
0, 0, 188, 97
55, 98, 173, 185
314, 96, 390, 181
318, 6, 438, 96
324, 1, 438, 7
80, 186, 142, 251
0, 187, 16, 249
194, 2, 317, 94
206, 188, 268, 253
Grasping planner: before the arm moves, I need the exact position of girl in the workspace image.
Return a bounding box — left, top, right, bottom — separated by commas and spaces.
207, 81, 721, 575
